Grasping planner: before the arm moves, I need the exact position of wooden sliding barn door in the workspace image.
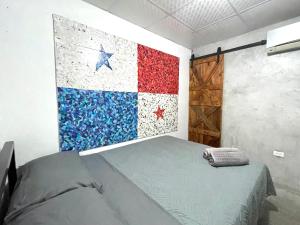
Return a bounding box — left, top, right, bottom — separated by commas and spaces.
189, 55, 224, 147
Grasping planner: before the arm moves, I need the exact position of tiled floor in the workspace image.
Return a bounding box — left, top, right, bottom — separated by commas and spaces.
258, 187, 300, 225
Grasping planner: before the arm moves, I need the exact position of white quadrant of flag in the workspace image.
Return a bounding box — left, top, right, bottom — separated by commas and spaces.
53, 14, 137, 92
138, 93, 178, 138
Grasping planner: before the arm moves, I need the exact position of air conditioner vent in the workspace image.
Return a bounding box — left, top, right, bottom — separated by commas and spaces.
267, 21, 300, 55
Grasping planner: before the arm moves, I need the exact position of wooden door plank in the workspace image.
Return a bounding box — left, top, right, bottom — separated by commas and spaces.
189, 90, 222, 107
189, 128, 221, 138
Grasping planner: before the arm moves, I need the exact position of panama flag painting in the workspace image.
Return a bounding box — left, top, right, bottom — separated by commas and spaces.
53, 15, 179, 151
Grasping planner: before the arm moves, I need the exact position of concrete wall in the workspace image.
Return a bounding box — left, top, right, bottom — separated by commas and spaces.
0, 0, 191, 165
194, 17, 300, 193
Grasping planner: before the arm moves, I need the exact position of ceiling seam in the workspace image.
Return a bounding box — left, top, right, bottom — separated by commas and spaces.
145, 0, 173, 18
226, 0, 251, 31
145, 14, 195, 46
144, 0, 176, 29
169, 14, 197, 31
145, 0, 196, 32
166, 0, 200, 31
169, 0, 195, 14
148, 0, 195, 14
238, 0, 272, 14
195, 14, 237, 32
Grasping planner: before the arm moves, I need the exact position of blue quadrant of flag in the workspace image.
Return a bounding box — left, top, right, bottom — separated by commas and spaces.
57, 87, 138, 151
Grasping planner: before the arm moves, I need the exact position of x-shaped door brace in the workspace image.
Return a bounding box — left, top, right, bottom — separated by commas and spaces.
191, 106, 220, 132
191, 57, 223, 90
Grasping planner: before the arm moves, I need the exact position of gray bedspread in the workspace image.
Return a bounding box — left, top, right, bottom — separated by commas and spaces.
5, 188, 126, 225
82, 154, 182, 225
84, 136, 275, 225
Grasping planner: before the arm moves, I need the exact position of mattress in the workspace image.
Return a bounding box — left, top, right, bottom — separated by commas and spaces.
83, 136, 276, 225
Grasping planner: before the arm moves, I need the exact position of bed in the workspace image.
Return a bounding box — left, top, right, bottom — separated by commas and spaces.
0, 136, 276, 225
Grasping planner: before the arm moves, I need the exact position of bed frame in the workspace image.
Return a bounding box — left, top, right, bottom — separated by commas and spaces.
0, 142, 17, 224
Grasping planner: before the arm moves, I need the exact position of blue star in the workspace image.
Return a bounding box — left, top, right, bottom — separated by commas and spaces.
96, 44, 113, 71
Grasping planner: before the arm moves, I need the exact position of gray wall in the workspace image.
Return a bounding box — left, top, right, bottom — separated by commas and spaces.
194, 17, 300, 193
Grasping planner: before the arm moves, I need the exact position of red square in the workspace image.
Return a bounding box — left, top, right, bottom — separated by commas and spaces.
138, 44, 179, 94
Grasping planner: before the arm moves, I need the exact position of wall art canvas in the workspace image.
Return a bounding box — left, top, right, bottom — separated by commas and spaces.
53, 15, 179, 151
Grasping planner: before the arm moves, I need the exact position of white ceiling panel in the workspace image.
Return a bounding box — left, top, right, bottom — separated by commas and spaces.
241, 0, 300, 29
109, 0, 167, 28
173, 0, 235, 30
148, 16, 194, 47
229, 0, 270, 13
84, 0, 116, 10
149, 0, 194, 14
192, 16, 248, 48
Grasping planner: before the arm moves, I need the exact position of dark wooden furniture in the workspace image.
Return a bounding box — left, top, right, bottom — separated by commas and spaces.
0, 142, 17, 224
189, 55, 224, 147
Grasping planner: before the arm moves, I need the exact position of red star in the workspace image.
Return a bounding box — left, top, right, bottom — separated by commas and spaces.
153, 105, 165, 120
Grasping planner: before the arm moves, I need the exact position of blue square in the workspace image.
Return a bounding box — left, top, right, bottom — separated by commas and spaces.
57, 87, 138, 151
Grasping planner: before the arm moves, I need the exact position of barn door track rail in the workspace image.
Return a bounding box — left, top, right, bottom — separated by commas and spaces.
190, 40, 267, 68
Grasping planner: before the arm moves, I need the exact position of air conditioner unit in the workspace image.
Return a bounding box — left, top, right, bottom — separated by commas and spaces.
267, 21, 300, 55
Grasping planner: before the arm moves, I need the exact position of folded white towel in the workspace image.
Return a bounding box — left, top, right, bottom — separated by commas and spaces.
203, 147, 239, 159
209, 150, 249, 167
